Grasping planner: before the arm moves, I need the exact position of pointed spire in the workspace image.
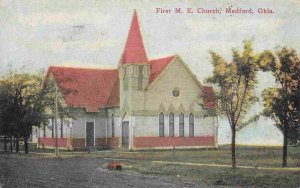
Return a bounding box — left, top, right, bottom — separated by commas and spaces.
119, 10, 148, 65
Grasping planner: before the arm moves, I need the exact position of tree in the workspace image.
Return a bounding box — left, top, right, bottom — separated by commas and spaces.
42, 74, 73, 156
207, 40, 265, 168
260, 47, 300, 167
0, 86, 14, 152
0, 68, 73, 154
0, 72, 48, 154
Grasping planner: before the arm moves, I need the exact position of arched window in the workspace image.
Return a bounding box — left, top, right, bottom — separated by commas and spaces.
189, 113, 194, 137
111, 114, 115, 137
179, 113, 184, 137
169, 113, 174, 137
159, 112, 164, 137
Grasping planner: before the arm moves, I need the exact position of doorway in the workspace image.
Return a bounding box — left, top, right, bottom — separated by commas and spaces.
122, 121, 129, 148
86, 122, 94, 148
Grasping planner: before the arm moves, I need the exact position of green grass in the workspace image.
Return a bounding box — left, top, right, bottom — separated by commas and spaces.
23, 144, 300, 168
123, 161, 300, 187
96, 145, 300, 187
81, 145, 300, 167
7, 144, 300, 187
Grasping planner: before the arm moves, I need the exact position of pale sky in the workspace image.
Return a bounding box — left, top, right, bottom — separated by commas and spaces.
1, 0, 299, 144
1, 0, 300, 81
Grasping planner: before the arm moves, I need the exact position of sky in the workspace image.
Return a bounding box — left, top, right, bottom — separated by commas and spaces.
1, 0, 300, 144
1, 0, 300, 78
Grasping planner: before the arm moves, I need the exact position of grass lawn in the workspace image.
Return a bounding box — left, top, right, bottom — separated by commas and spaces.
5, 144, 300, 187
124, 161, 300, 187
100, 145, 300, 187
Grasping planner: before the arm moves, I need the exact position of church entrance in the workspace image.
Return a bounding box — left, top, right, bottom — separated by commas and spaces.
122, 121, 129, 148
86, 122, 94, 148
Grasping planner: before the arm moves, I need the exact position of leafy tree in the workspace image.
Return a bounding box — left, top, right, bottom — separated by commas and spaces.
0, 72, 49, 154
0, 69, 73, 154
260, 47, 300, 167
0, 86, 14, 152
207, 40, 266, 168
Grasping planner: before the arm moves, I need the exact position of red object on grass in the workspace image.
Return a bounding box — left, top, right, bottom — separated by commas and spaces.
107, 162, 122, 171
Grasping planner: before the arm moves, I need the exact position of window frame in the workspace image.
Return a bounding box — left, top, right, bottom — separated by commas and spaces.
189, 113, 194, 137
169, 113, 174, 137
159, 112, 164, 137
179, 113, 184, 137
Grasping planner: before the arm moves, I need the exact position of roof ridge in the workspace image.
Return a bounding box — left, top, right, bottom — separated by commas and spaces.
49, 66, 117, 71
149, 55, 176, 62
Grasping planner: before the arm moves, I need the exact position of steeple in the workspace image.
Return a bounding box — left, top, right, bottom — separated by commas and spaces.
119, 10, 148, 65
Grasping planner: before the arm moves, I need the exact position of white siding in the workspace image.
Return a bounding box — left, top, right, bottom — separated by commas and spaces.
195, 117, 214, 136
134, 116, 158, 137
72, 117, 85, 138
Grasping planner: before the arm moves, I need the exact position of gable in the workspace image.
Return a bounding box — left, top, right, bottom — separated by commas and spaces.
145, 57, 204, 113
148, 55, 202, 90
145, 56, 215, 112
45, 66, 120, 112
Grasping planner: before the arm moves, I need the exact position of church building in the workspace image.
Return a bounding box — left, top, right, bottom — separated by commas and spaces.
37, 11, 217, 150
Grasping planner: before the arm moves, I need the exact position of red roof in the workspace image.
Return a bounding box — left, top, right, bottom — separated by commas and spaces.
105, 77, 120, 107
149, 56, 175, 84
44, 11, 215, 112
119, 10, 148, 65
45, 66, 119, 112
202, 86, 216, 109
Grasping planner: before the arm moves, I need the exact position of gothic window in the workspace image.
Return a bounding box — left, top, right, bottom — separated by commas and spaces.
169, 113, 174, 137
159, 112, 164, 137
111, 114, 115, 137
179, 113, 184, 137
189, 113, 194, 137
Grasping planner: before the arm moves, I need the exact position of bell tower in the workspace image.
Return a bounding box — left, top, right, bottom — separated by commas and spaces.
119, 10, 150, 115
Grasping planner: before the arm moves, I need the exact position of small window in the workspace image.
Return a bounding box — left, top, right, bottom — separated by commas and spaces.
172, 89, 180, 97
159, 112, 164, 137
111, 114, 115, 137
169, 113, 174, 137
189, 113, 194, 137
179, 113, 184, 137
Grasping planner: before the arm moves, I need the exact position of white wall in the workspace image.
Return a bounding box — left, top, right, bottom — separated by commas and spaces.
195, 117, 215, 136
107, 115, 121, 137
134, 115, 215, 137
135, 116, 158, 136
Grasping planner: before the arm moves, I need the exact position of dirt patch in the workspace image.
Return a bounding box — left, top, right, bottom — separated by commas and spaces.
0, 155, 208, 188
